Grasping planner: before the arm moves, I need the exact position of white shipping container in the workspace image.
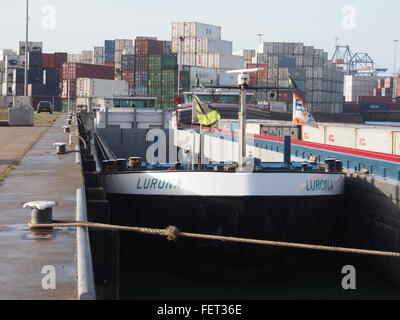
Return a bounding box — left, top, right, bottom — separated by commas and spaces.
171, 22, 186, 39
209, 53, 243, 70
93, 57, 104, 65
324, 126, 356, 148
356, 128, 397, 154
122, 46, 135, 55
76, 78, 128, 98
189, 67, 217, 86
115, 39, 133, 51
2, 82, 12, 96
183, 22, 222, 40
218, 70, 237, 86
5, 55, 19, 69
93, 47, 104, 57
81, 51, 93, 64
68, 54, 82, 63
196, 38, 232, 54
0, 49, 15, 61
18, 41, 42, 55
234, 49, 256, 60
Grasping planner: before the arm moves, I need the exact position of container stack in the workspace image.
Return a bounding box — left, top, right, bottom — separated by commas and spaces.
344, 75, 384, 102
121, 47, 135, 95
171, 22, 243, 81
104, 40, 115, 67
81, 51, 93, 64
234, 49, 256, 68
375, 77, 394, 98
67, 54, 82, 63
93, 47, 104, 65
134, 37, 180, 109
1, 43, 45, 100
114, 39, 134, 80
61, 63, 115, 99
245, 42, 345, 113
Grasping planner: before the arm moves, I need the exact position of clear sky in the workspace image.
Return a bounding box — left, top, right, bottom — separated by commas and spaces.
1, 0, 398, 74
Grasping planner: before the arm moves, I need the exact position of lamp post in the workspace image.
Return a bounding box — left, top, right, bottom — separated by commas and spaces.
24, 0, 29, 97
394, 40, 399, 75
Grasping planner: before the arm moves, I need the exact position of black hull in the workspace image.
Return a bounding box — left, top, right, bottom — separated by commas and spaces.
108, 194, 345, 266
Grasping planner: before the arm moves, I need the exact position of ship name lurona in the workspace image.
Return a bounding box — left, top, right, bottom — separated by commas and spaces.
137, 178, 181, 190
306, 179, 334, 192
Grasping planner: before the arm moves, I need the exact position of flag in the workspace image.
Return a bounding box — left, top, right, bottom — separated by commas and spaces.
293, 93, 319, 128
192, 95, 221, 127
288, 76, 298, 90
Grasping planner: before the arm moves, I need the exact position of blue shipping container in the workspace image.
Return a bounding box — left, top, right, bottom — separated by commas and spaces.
30, 83, 46, 97
45, 84, 59, 96
105, 40, 115, 49
43, 69, 59, 85
28, 51, 42, 67
359, 103, 389, 111
134, 86, 148, 96
13, 68, 25, 83
28, 67, 43, 83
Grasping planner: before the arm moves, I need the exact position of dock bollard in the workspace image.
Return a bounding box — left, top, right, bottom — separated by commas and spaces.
116, 159, 127, 172
53, 142, 67, 155
23, 201, 56, 229
325, 158, 336, 173
129, 157, 142, 171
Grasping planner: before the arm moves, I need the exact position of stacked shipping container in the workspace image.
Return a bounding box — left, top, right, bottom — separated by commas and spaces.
171, 22, 243, 72
61, 63, 114, 98
246, 42, 344, 113
134, 37, 181, 109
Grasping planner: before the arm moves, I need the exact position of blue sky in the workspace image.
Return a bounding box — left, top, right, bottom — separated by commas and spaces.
1, 0, 398, 74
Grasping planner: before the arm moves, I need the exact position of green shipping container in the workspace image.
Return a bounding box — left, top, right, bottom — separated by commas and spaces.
148, 55, 162, 71
161, 54, 177, 70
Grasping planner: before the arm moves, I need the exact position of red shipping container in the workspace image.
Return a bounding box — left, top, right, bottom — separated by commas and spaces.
277, 91, 293, 103
122, 71, 135, 90
62, 63, 114, 81
357, 95, 391, 104
343, 103, 360, 113
388, 103, 400, 110
377, 79, 385, 89
246, 63, 268, 87
135, 38, 163, 55
42, 53, 55, 69
54, 52, 67, 68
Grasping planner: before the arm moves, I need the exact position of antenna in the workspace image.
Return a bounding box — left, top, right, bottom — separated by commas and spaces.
257, 34, 264, 45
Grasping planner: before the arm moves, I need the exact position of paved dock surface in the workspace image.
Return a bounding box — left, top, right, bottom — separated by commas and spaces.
0, 126, 49, 178
0, 114, 82, 299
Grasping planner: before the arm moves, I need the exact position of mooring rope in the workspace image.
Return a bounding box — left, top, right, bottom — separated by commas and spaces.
28, 221, 400, 258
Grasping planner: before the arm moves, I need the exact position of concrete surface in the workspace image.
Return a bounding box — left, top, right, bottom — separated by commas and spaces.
0, 126, 49, 178
0, 114, 82, 299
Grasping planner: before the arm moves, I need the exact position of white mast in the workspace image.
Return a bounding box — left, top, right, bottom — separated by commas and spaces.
227, 68, 263, 170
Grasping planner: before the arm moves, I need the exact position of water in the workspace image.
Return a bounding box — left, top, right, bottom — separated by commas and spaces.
119, 238, 400, 301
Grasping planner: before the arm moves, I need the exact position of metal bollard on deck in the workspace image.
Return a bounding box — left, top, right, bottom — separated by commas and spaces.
23, 201, 57, 229
53, 142, 67, 155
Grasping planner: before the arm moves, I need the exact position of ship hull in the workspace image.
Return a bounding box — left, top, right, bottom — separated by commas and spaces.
104, 171, 346, 266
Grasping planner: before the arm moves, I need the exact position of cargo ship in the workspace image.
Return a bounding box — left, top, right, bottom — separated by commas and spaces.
86, 74, 346, 268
